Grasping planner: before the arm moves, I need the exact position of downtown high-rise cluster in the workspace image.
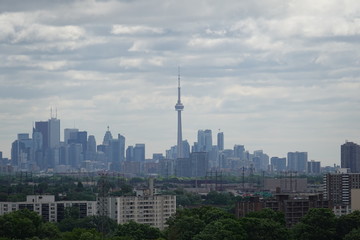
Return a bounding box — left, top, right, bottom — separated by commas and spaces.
1, 75, 358, 176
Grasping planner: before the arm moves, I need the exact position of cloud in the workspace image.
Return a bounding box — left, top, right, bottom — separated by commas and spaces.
0, 0, 359, 165
111, 25, 164, 35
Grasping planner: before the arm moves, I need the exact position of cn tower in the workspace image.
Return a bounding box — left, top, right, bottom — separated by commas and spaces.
175, 68, 184, 158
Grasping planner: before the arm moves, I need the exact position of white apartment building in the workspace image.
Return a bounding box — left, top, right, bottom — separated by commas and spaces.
116, 194, 176, 229
1, 191, 176, 230
0, 195, 97, 222
98, 179, 176, 229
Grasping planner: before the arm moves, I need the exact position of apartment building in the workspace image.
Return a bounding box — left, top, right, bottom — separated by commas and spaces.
0, 195, 96, 222
235, 194, 331, 227
98, 179, 176, 229
323, 172, 360, 215
0, 179, 176, 229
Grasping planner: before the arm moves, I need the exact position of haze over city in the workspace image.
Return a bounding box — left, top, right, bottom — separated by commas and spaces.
1, 0, 360, 166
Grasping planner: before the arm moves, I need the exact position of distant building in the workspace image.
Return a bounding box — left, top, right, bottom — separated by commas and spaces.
48, 117, 60, 149
159, 159, 175, 177
126, 146, 134, 161
234, 145, 245, 160
341, 141, 360, 173
35, 121, 49, 150
68, 143, 82, 168
253, 150, 269, 172
175, 152, 209, 177
190, 152, 209, 177
108, 134, 125, 171
134, 144, 145, 162
270, 157, 286, 172
152, 153, 164, 162
68, 131, 88, 159
102, 127, 113, 145
11, 134, 33, 171
64, 128, 78, 144
307, 160, 321, 175
217, 132, 224, 151
264, 177, 307, 193
86, 135, 97, 160
122, 161, 141, 175
195, 129, 212, 152
175, 158, 192, 177
196, 130, 206, 152
144, 162, 159, 174
287, 152, 308, 173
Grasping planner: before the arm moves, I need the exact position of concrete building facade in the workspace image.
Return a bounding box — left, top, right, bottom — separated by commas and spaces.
235, 194, 331, 227
0, 195, 96, 222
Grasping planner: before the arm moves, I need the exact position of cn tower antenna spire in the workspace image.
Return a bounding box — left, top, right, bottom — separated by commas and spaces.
175, 67, 184, 159
178, 66, 181, 102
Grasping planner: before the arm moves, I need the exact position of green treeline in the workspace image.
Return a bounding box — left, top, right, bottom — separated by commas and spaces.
1, 207, 360, 240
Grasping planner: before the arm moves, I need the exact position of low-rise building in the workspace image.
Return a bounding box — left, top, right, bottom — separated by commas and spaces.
235, 194, 331, 227
264, 177, 307, 193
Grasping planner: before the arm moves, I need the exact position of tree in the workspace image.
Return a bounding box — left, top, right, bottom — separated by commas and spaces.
193, 218, 246, 240
115, 221, 163, 240
204, 191, 234, 205
336, 210, 360, 239
291, 208, 336, 240
240, 217, 289, 240
38, 222, 61, 240
58, 214, 117, 235
166, 215, 205, 240
0, 209, 43, 239
246, 208, 286, 226
78, 216, 118, 235
62, 228, 101, 240
166, 206, 236, 240
343, 228, 360, 240
192, 206, 234, 225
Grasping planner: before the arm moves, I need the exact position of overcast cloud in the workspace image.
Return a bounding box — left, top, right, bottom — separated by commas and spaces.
0, 0, 359, 165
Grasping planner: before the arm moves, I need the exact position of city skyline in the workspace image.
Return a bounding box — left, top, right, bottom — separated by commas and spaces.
1, 0, 360, 165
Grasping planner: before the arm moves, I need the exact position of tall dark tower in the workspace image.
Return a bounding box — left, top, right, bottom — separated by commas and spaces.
341, 141, 360, 173
175, 68, 184, 158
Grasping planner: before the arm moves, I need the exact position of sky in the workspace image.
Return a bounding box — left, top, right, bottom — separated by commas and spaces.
0, 0, 359, 166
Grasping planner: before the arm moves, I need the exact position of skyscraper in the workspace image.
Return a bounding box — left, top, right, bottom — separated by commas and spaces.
35, 121, 49, 150
175, 69, 184, 158
87, 135, 96, 153
48, 117, 60, 148
126, 146, 134, 161
134, 144, 145, 162
217, 132, 224, 151
341, 141, 360, 173
270, 157, 286, 172
195, 129, 212, 152
109, 136, 123, 171
64, 128, 78, 144
102, 126, 113, 146
204, 129, 212, 152
287, 151, 308, 173
307, 160, 321, 174
197, 130, 205, 152
234, 145, 245, 159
